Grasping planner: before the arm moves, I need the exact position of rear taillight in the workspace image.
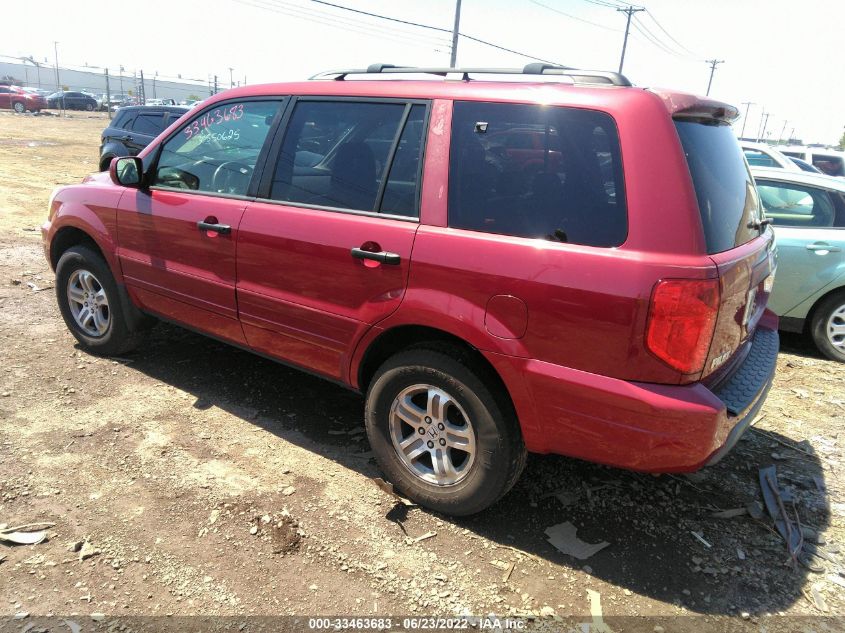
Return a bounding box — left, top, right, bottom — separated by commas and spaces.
646, 278, 720, 374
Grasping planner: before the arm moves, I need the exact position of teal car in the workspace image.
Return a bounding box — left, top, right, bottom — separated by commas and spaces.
751, 167, 845, 361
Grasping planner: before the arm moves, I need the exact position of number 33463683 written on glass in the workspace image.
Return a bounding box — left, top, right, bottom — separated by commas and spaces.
184, 104, 244, 139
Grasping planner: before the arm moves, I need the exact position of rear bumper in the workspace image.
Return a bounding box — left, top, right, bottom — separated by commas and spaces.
485, 312, 779, 472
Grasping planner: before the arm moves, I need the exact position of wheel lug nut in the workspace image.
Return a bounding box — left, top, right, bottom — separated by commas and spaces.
424, 416, 432, 424
427, 440, 434, 449
437, 422, 445, 430
418, 428, 425, 435
439, 438, 446, 446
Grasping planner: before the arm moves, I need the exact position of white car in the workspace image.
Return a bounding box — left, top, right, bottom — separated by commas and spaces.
777, 146, 845, 178
740, 141, 801, 171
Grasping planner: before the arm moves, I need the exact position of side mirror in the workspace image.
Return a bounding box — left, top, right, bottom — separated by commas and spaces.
110, 156, 143, 188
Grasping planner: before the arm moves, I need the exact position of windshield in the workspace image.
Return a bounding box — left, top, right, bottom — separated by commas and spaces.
675, 120, 761, 254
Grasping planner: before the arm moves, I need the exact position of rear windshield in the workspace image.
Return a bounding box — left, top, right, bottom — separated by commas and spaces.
813, 154, 845, 177
675, 121, 760, 254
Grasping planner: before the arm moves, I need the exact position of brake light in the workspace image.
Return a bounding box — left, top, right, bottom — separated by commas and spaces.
646, 279, 720, 374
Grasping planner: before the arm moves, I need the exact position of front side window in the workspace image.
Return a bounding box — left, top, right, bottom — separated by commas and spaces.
269, 100, 425, 215
448, 101, 627, 247
152, 100, 282, 196
131, 113, 167, 136
756, 180, 839, 228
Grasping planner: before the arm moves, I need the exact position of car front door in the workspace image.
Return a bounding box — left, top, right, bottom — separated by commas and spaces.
116, 98, 285, 344
236, 99, 427, 381
757, 178, 845, 314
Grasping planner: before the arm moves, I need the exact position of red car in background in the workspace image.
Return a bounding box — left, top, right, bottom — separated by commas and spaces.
0, 85, 46, 113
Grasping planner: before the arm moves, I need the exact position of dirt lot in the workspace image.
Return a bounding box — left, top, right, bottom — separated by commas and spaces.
1, 110, 844, 631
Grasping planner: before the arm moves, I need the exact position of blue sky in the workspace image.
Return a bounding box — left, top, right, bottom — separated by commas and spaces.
6, 0, 844, 144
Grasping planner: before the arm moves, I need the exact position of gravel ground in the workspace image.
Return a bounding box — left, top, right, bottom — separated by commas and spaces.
1, 110, 844, 632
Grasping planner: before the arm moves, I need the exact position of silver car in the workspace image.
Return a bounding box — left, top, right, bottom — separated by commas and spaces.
752, 167, 845, 361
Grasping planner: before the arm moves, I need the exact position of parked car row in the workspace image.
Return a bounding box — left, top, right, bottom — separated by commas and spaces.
45, 64, 780, 515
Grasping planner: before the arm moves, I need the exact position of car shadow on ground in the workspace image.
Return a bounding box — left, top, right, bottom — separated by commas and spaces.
109, 322, 831, 616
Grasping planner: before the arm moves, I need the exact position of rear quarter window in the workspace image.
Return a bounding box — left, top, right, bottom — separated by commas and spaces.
448, 101, 627, 247
674, 120, 760, 254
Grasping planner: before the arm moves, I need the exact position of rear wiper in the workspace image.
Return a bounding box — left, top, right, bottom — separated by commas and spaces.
547, 228, 568, 243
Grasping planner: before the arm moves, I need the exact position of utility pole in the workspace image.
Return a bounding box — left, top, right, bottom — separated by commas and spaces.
739, 101, 755, 139
449, 0, 463, 68
213, 75, 218, 95
789, 127, 795, 144
104, 69, 111, 120
756, 109, 765, 142
229, 67, 234, 89
119, 65, 124, 95
138, 69, 145, 104
617, 5, 644, 74
758, 112, 770, 143
152, 72, 157, 99
53, 41, 63, 114
705, 59, 724, 96
778, 120, 788, 145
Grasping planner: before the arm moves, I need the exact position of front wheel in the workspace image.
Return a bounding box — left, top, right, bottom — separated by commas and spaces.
85, 103, 94, 111
55, 246, 144, 355
365, 348, 526, 516
810, 292, 845, 362
12, 102, 25, 114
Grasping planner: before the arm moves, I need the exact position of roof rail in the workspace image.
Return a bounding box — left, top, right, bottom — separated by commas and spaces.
310, 64, 632, 87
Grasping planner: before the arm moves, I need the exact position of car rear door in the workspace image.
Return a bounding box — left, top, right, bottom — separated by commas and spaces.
116, 98, 285, 344
755, 178, 845, 314
124, 111, 168, 155
236, 98, 427, 381
0, 87, 11, 109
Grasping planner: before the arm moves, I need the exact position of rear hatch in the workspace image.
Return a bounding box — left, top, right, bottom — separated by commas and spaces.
674, 113, 776, 380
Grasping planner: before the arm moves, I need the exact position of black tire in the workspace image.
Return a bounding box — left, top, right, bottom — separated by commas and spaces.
55, 246, 144, 355
99, 155, 114, 172
810, 291, 845, 362
365, 347, 526, 516
85, 103, 94, 112
12, 101, 25, 114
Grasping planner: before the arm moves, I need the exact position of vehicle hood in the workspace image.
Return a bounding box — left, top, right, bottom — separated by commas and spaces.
82, 170, 113, 185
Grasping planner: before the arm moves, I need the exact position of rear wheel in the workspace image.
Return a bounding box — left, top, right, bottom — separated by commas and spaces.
810, 292, 845, 362
85, 103, 94, 111
55, 246, 144, 355
365, 348, 526, 516
12, 102, 25, 114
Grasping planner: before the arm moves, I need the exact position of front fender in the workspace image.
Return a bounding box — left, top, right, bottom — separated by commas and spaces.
43, 185, 125, 281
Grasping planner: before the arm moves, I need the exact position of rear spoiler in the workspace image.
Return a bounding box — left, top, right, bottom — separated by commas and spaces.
673, 100, 740, 125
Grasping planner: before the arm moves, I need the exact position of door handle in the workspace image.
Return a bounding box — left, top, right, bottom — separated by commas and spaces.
351, 247, 400, 265
806, 243, 842, 253
197, 220, 231, 235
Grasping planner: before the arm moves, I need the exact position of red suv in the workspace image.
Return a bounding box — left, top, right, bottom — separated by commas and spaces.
42, 64, 778, 515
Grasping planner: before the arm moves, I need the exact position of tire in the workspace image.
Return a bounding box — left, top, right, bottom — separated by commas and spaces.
365, 347, 527, 516
55, 246, 144, 356
99, 155, 114, 172
12, 102, 25, 114
85, 103, 94, 112
810, 291, 845, 362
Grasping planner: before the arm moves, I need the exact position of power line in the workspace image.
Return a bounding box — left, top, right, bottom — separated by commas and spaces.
529, 0, 621, 32
643, 8, 697, 57
254, 0, 565, 65
631, 15, 693, 59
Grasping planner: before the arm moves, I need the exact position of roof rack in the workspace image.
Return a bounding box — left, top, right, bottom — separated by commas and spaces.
310, 63, 632, 87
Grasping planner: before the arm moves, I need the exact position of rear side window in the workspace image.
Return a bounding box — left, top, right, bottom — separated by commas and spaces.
675, 121, 760, 254
743, 149, 779, 168
269, 100, 426, 215
448, 102, 627, 247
